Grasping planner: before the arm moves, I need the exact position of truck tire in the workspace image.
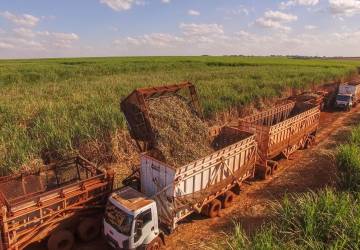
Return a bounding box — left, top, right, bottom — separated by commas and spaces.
208, 199, 222, 218
77, 218, 100, 242
257, 166, 271, 180
145, 236, 162, 250
304, 138, 313, 149
271, 163, 278, 174
47, 230, 74, 250
320, 102, 325, 111
222, 191, 235, 209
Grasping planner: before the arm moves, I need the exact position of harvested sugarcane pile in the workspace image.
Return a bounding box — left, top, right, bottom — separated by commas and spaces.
147, 95, 213, 167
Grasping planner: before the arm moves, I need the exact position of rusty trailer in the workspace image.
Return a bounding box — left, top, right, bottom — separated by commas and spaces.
120, 82, 202, 152
233, 101, 320, 179
140, 126, 257, 230
0, 156, 114, 250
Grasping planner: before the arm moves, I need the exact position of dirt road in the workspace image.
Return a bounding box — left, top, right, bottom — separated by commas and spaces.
28, 106, 360, 250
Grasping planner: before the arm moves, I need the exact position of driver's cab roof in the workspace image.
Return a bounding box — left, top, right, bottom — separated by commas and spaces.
110, 186, 154, 212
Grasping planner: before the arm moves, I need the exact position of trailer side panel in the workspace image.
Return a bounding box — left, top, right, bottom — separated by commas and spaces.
0, 157, 113, 250
236, 102, 320, 166
140, 128, 257, 230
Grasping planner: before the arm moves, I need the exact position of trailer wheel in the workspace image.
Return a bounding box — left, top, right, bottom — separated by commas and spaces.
304, 139, 313, 149
267, 161, 278, 174
222, 191, 235, 209
208, 199, 222, 218
77, 218, 100, 242
47, 230, 74, 250
258, 166, 271, 180
320, 102, 325, 111
145, 236, 162, 250
271, 163, 278, 174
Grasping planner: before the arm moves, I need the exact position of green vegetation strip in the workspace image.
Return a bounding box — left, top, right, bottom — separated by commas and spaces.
0, 56, 359, 173
222, 124, 360, 250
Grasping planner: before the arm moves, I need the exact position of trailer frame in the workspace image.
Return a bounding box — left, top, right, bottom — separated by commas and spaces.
0, 156, 114, 250
120, 82, 202, 152
233, 101, 320, 178
140, 127, 257, 231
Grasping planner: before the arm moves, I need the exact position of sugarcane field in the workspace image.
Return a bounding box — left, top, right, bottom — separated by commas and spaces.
2, 1, 360, 250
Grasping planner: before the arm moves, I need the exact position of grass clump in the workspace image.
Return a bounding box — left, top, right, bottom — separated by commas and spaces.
224, 190, 360, 250
336, 125, 360, 192
337, 144, 360, 192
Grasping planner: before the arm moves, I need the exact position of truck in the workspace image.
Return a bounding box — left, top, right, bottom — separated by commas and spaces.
335, 82, 360, 110
0, 156, 114, 250
287, 90, 329, 111
233, 101, 320, 179
103, 83, 257, 249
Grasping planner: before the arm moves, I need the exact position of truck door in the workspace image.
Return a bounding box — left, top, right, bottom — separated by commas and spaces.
133, 208, 155, 247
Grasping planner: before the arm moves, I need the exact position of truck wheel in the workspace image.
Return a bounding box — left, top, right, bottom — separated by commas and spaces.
208, 199, 222, 218
145, 236, 162, 250
257, 167, 271, 180
77, 218, 100, 242
222, 191, 235, 209
321, 103, 325, 111
304, 138, 313, 149
271, 163, 278, 174
47, 230, 74, 250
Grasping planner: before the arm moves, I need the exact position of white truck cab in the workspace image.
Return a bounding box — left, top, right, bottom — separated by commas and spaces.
335, 93, 353, 109
103, 186, 162, 250
335, 83, 360, 110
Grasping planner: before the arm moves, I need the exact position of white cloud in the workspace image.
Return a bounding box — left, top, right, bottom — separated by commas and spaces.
114, 33, 183, 48
13, 28, 35, 38
161, 0, 171, 3
280, 0, 319, 9
0, 11, 39, 27
188, 9, 200, 16
100, 0, 145, 11
111, 29, 352, 57
41, 32, 80, 48
179, 23, 224, 37
329, 0, 360, 16
4, 38, 45, 50
264, 10, 298, 22
256, 11, 297, 31
256, 18, 292, 31
2, 29, 80, 52
333, 30, 360, 40
113, 23, 228, 52
0, 41, 14, 49
305, 25, 317, 30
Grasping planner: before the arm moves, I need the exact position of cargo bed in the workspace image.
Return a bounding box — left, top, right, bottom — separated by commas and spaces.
139, 127, 257, 230
0, 156, 114, 250
233, 101, 320, 178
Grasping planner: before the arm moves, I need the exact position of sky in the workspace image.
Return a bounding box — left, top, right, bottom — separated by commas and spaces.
1, 0, 360, 58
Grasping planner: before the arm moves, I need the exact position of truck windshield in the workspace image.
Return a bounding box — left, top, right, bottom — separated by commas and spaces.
104, 202, 134, 236
336, 95, 351, 102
